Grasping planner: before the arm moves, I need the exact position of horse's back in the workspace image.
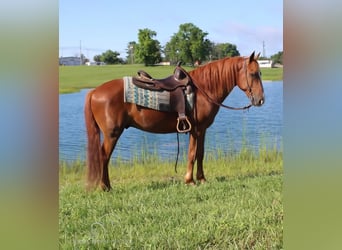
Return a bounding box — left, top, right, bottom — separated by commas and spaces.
91, 78, 124, 100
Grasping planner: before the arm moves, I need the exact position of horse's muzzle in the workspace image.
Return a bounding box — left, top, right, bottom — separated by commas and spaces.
253, 96, 265, 107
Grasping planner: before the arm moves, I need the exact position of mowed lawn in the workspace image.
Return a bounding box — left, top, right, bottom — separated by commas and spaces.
59, 64, 283, 94
60, 149, 283, 249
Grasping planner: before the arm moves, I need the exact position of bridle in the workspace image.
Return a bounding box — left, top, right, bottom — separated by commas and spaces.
192, 58, 254, 111
243, 58, 255, 106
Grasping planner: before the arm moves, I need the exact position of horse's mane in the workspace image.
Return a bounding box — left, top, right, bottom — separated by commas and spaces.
189, 57, 243, 102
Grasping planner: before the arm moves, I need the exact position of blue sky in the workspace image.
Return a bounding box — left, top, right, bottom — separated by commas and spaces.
59, 0, 282, 61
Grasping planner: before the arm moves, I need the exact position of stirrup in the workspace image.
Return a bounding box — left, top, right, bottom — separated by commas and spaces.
176, 116, 192, 133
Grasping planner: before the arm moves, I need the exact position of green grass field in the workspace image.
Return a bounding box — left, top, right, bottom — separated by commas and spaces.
59, 64, 283, 94
59, 147, 283, 249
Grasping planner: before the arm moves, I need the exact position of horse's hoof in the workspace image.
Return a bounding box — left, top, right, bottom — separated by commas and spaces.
100, 183, 112, 192
184, 179, 196, 186
199, 178, 207, 184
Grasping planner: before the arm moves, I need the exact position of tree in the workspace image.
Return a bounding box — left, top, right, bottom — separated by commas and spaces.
126, 41, 137, 64
271, 51, 283, 65
101, 50, 121, 64
210, 42, 240, 60
80, 53, 88, 64
135, 28, 161, 66
93, 55, 102, 63
93, 50, 123, 64
165, 23, 210, 65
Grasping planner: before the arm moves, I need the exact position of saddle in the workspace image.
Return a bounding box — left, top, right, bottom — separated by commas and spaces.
132, 64, 193, 133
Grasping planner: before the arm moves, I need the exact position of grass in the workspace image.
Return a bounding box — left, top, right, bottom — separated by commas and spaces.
59, 64, 283, 94
59, 147, 283, 249
260, 67, 283, 82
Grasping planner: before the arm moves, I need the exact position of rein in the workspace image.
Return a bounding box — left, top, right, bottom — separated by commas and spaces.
193, 82, 252, 110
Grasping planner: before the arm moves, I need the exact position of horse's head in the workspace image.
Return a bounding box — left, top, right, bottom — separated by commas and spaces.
237, 52, 265, 107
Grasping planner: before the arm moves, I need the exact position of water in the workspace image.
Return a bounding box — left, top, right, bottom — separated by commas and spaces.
59, 81, 282, 162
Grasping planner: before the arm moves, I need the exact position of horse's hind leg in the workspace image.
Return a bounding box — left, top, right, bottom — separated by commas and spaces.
100, 129, 123, 191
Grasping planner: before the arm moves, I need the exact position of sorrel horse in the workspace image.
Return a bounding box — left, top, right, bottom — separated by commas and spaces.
85, 52, 264, 190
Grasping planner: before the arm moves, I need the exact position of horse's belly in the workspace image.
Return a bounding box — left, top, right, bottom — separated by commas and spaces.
128, 106, 178, 133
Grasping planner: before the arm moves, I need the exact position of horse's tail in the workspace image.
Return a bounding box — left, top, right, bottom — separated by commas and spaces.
84, 90, 102, 190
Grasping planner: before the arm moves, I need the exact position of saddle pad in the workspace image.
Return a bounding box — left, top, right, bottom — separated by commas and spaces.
123, 76, 171, 111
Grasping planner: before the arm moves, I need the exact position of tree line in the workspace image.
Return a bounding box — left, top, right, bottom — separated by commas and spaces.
92, 23, 282, 66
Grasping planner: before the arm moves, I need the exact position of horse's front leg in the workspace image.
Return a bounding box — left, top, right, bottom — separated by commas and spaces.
185, 133, 197, 185
195, 131, 206, 183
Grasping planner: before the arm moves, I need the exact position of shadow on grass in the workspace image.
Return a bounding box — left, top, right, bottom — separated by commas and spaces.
215, 170, 282, 183
147, 178, 182, 190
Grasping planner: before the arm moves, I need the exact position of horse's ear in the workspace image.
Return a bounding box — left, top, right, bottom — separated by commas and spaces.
249, 51, 255, 63
255, 52, 261, 60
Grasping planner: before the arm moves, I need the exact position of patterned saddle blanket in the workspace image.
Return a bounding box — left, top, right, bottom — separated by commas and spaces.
123, 76, 194, 112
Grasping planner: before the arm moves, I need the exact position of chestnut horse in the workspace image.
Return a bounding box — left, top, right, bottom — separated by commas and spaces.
85, 52, 264, 190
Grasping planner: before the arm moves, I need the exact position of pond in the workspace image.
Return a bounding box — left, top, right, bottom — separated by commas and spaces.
59, 81, 282, 162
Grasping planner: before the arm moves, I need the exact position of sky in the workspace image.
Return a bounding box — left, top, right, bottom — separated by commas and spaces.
59, 0, 283, 61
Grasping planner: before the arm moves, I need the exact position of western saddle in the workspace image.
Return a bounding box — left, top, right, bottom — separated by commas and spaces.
132, 63, 193, 133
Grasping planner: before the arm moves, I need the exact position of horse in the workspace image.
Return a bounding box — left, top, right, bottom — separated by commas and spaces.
84, 52, 264, 191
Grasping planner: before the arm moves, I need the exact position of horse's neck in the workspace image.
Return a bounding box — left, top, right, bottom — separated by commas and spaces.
190, 58, 240, 103
223, 59, 239, 97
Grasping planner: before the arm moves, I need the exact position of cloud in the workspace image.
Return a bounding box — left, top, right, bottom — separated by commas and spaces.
211, 21, 283, 56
